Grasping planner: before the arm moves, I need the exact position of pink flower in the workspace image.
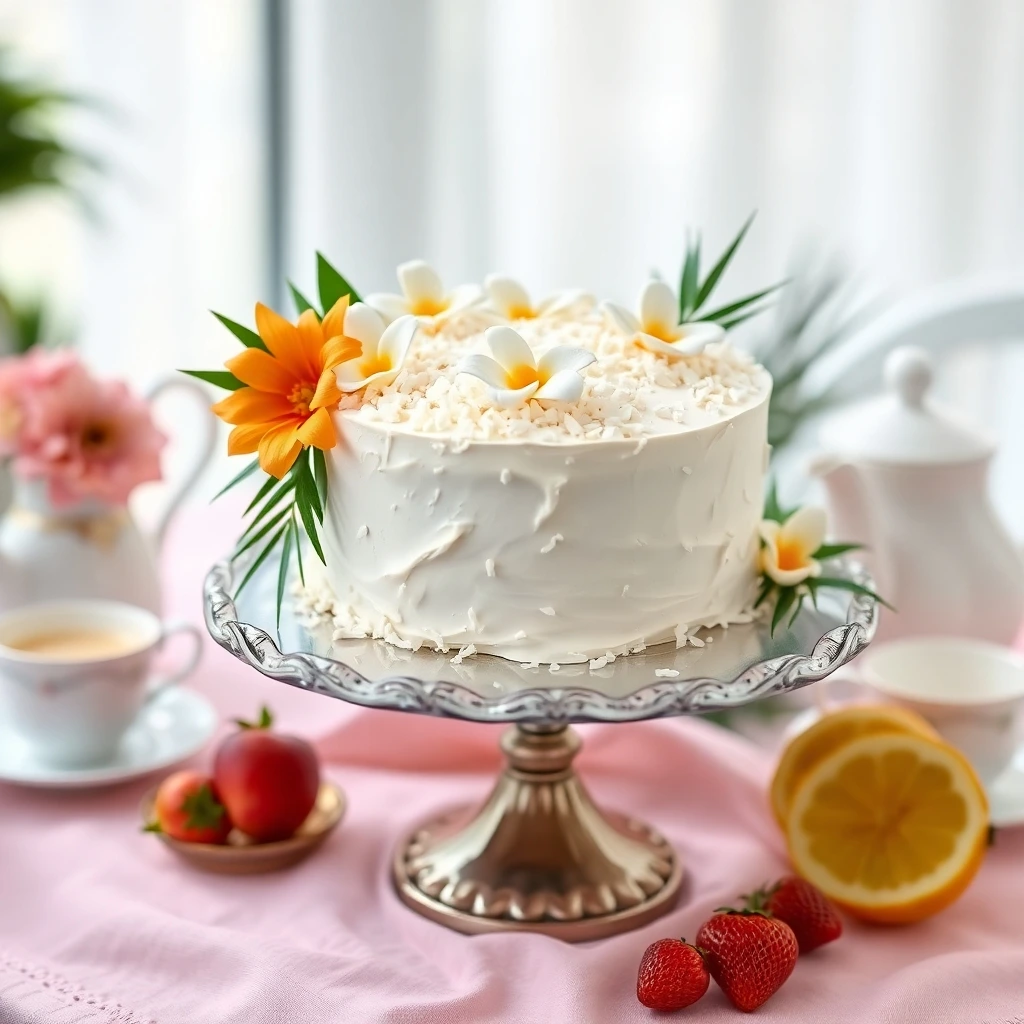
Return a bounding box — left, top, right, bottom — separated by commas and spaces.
0, 349, 78, 456
4, 353, 167, 507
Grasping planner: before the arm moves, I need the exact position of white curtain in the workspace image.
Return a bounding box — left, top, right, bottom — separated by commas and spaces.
284, 0, 1024, 306
0, 0, 267, 381
1, 0, 1023, 507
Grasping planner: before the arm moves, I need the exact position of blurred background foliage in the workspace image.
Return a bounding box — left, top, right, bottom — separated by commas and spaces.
0, 46, 96, 353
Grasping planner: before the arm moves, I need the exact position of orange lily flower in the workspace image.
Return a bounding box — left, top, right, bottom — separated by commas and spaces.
211, 297, 358, 478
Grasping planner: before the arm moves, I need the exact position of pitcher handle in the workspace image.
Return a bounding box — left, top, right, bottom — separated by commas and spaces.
144, 374, 218, 553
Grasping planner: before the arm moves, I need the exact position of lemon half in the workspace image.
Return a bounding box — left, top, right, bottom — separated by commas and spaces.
771, 704, 939, 827
785, 731, 989, 924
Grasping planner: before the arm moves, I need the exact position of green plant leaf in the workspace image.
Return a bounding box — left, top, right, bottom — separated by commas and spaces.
288, 281, 319, 318
244, 472, 281, 515
211, 311, 267, 351
692, 211, 756, 314
293, 450, 323, 524
180, 369, 244, 391
771, 586, 797, 636
813, 542, 863, 559
312, 447, 328, 509
810, 576, 894, 611
181, 783, 226, 830
276, 518, 294, 629
699, 282, 786, 325
291, 510, 306, 587
235, 705, 274, 729
317, 251, 362, 309
753, 576, 775, 609
679, 234, 701, 319
234, 523, 288, 598
212, 459, 260, 501
238, 477, 296, 542
718, 304, 775, 332
232, 506, 290, 561
788, 592, 805, 628
763, 480, 791, 523
296, 492, 326, 564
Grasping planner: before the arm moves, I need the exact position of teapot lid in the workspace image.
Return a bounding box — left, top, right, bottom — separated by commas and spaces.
817, 347, 995, 464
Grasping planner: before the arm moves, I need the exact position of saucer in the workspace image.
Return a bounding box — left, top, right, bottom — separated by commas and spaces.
0, 687, 216, 789
989, 745, 1024, 828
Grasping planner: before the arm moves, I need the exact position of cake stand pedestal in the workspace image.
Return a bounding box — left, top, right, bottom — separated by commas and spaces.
204, 557, 878, 941
393, 723, 682, 940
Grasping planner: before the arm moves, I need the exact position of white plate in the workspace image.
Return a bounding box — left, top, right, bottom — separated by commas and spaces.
0, 687, 216, 789
990, 745, 1024, 828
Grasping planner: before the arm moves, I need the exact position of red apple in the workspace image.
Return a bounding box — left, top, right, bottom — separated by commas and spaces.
213, 706, 320, 842
148, 770, 231, 844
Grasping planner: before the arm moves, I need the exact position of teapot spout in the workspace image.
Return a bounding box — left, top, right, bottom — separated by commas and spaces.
808, 455, 872, 549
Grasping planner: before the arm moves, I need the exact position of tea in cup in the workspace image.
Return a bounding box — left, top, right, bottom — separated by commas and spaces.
0, 600, 202, 767
860, 637, 1024, 785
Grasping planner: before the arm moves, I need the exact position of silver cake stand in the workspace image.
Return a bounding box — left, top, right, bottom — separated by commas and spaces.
203, 556, 878, 942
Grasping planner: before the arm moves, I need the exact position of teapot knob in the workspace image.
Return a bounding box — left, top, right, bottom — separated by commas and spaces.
885, 346, 933, 409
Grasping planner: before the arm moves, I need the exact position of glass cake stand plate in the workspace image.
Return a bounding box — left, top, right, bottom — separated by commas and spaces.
204, 556, 878, 942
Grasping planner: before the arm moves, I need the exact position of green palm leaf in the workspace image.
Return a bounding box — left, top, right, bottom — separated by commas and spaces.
181, 369, 244, 391
691, 212, 756, 314
771, 587, 798, 635
212, 311, 266, 351
810, 577, 893, 611
699, 283, 786, 324
235, 524, 288, 598
317, 252, 361, 309
275, 521, 294, 629
232, 506, 290, 561
678, 235, 701, 319
212, 459, 260, 501
289, 282, 318, 318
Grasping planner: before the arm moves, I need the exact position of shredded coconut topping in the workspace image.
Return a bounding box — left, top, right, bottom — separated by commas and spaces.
339, 311, 769, 443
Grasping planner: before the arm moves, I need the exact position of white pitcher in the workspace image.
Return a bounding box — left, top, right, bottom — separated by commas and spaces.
811, 346, 1024, 645
0, 376, 216, 615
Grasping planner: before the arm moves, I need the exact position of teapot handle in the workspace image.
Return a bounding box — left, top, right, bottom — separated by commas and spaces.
144, 374, 218, 553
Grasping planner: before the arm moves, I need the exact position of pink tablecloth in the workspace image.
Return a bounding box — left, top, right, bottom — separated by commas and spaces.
2, 504, 1024, 1024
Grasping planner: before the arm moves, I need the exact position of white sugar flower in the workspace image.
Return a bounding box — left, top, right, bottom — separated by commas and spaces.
602, 280, 724, 358
459, 326, 596, 408
759, 506, 827, 586
366, 259, 483, 331
484, 274, 594, 322
334, 304, 418, 393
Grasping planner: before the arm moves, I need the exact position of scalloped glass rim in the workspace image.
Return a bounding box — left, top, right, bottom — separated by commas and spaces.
203, 556, 879, 725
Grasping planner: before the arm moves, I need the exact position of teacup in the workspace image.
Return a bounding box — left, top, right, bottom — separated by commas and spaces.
859, 638, 1024, 785
0, 599, 202, 767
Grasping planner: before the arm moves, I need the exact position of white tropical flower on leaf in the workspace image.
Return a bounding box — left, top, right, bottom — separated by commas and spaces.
365, 260, 482, 331
602, 280, 724, 358
333, 304, 418, 393
484, 275, 594, 322
759, 506, 827, 587
756, 484, 886, 636
459, 326, 596, 409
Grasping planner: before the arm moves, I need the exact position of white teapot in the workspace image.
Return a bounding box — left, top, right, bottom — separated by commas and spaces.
811, 346, 1024, 644
0, 376, 216, 615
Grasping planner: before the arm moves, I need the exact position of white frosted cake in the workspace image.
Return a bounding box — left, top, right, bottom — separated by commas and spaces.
310, 266, 772, 665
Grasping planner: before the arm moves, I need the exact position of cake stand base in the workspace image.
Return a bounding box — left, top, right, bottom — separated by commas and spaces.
392, 724, 683, 941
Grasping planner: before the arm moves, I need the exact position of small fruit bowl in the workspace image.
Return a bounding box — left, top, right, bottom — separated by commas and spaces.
141, 780, 346, 874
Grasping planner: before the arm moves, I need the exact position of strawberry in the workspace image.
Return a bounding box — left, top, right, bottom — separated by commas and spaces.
759, 876, 843, 953
145, 770, 231, 844
636, 938, 710, 1011
696, 908, 798, 1012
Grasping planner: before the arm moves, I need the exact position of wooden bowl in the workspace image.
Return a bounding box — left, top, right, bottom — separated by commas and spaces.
142, 781, 346, 874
